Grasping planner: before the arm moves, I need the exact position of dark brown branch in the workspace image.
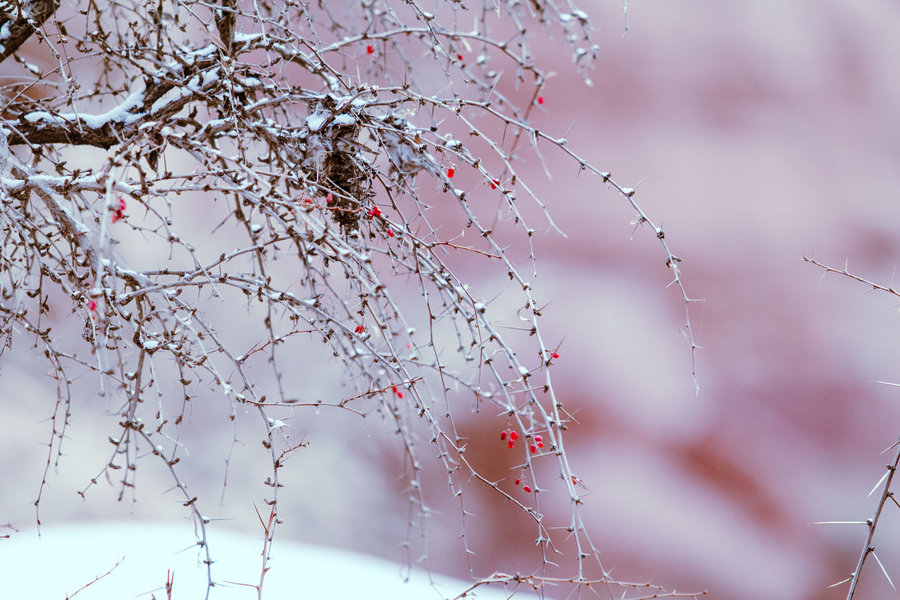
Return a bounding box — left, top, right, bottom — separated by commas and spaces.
0, 0, 59, 64
215, 0, 236, 56
9, 48, 223, 147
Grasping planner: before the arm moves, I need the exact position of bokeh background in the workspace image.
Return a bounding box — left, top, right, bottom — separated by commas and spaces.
4, 2, 900, 599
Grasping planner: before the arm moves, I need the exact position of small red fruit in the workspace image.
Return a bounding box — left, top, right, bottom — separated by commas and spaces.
447, 166, 455, 178
523, 485, 531, 493
530, 444, 537, 454
111, 198, 126, 222
509, 431, 518, 441
514, 478, 520, 486
88, 299, 97, 312
500, 431, 508, 441
366, 45, 374, 54
537, 96, 544, 105
507, 440, 515, 449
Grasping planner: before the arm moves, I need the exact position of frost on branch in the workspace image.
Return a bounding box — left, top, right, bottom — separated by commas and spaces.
0, 2, 700, 599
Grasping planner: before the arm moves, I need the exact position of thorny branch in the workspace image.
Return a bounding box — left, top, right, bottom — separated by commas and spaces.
805, 256, 900, 598
1, 2, 701, 598
844, 441, 900, 600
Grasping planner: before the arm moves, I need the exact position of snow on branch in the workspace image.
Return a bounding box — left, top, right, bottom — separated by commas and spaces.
0, 2, 701, 599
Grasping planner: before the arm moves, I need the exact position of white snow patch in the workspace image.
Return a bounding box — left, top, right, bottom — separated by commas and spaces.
333, 113, 356, 126
0, 522, 540, 599
306, 112, 329, 131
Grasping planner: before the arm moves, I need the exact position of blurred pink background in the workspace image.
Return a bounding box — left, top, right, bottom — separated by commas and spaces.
5, 2, 900, 599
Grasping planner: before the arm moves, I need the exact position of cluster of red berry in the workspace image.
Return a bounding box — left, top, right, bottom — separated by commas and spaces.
500, 429, 545, 453
499, 428, 518, 449
499, 428, 546, 493
513, 477, 532, 493
364, 204, 396, 237
111, 198, 126, 223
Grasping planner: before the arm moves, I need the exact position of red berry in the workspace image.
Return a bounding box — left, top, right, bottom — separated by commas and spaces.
354, 325, 365, 334
490, 179, 499, 189
537, 442, 544, 448
552, 352, 559, 359
387, 230, 394, 237
366, 45, 374, 54
529, 444, 537, 453
456, 53, 463, 61
534, 435, 542, 442
326, 193, 333, 203
523, 485, 531, 493
514, 478, 520, 485
537, 96, 544, 105
507, 440, 515, 449
88, 299, 97, 311
447, 166, 455, 178
509, 431, 518, 441
111, 198, 127, 223
500, 431, 507, 441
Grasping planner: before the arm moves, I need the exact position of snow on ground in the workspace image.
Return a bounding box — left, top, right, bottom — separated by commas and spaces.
0, 521, 534, 600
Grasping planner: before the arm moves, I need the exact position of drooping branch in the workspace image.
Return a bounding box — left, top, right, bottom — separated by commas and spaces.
0, 3, 705, 598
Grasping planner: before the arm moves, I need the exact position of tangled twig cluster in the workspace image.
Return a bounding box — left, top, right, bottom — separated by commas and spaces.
0, 1, 700, 598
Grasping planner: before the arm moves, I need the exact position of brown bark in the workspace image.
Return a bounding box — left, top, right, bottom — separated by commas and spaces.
0, 0, 59, 64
